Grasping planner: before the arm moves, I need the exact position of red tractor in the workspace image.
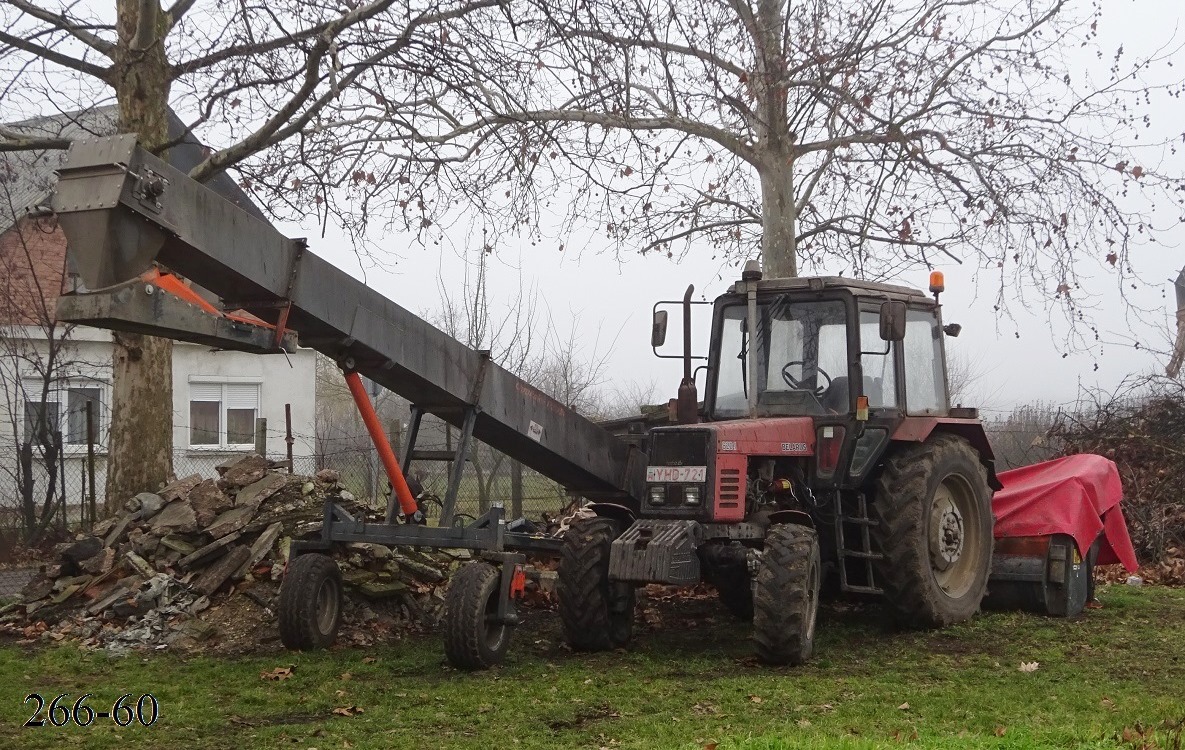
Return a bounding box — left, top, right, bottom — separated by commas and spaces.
559, 264, 998, 665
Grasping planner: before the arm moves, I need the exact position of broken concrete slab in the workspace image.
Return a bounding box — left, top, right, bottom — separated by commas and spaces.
129, 529, 161, 557
86, 584, 132, 615
205, 505, 256, 540
78, 548, 115, 575
234, 522, 283, 580
103, 512, 137, 548
159, 535, 197, 556
356, 580, 408, 599
193, 545, 251, 595
150, 499, 199, 534
19, 575, 54, 602
178, 531, 242, 570
234, 472, 288, 512
160, 474, 202, 503
188, 479, 233, 526
218, 454, 269, 487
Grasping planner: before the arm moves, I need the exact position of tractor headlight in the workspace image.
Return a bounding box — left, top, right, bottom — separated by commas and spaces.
683, 485, 701, 505
649, 485, 665, 505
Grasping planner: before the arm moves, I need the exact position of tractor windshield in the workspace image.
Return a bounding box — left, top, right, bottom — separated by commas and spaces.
712, 298, 850, 418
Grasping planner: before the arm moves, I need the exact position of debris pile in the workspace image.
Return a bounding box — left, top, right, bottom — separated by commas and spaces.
1052, 392, 1185, 585
0, 455, 466, 654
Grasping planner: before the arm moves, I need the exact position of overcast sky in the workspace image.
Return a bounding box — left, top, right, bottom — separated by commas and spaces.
265, 0, 1183, 418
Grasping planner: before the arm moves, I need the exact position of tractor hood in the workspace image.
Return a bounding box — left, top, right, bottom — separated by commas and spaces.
704, 417, 816, 457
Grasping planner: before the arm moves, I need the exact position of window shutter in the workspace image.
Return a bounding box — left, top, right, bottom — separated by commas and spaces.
225, 383, 260, 409
190, 383, 223, 402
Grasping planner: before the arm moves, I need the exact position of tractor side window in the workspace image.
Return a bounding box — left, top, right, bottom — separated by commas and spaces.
859, 310, 897, 409
903, 310, 947, 415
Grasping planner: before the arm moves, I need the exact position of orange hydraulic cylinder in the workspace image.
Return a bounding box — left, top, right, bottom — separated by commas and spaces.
343, 371, 420, 520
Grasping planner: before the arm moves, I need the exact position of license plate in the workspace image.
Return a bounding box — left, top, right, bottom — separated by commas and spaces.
646, 465, 707, 483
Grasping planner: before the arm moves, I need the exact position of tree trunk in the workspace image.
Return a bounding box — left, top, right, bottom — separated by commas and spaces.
105, 0, 174, 512
752, 0, 796, 279
760, 163, 797, 279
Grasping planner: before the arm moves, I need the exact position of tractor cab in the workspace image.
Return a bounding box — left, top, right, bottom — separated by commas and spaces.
705, 275, 946, 423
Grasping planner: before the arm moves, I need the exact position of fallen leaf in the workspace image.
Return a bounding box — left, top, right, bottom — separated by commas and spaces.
702, 744, 718, 750
994, 725, 1007, 737
332, 705, 365, 717
797, 718, 812, 728
748, 695, 764, 704
260, 666, 293, 681
1101, 697, 1115, 710
898, 702, 910, 710
340, 672, 352, 681
1018, 661, 1040, 672
362, 657, 377, 664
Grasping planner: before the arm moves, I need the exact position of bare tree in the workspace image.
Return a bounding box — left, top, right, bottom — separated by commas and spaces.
0, 0, 500, 507
406, 0, 1185, 308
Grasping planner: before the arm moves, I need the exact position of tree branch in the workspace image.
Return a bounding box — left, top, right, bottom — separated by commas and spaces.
0, 29, 110, 80
5, 0, 115, 57
0, 126, 71, 152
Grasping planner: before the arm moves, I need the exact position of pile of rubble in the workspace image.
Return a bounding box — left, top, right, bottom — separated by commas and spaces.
0, 455, 465, 654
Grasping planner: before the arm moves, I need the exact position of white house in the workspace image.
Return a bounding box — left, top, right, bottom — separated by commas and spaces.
0, 107, 316, 530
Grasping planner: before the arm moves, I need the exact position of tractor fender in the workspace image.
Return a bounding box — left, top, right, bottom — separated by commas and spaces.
767, 509, 814, 528
586, 502, 636, 527
891, 418, 1001, 490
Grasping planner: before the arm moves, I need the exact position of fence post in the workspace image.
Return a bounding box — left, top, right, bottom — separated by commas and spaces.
284, 403, 294, 473
511, 460, 523, 520
55, 431, 66, 530
254, 417, 267, 458
18, 441, 34, 535
86, 400, 97, 527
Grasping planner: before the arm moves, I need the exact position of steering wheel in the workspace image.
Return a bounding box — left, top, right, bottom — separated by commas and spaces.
781, 360, 833, 395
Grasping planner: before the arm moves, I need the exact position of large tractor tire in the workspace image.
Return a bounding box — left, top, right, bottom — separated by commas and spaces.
871, 434, 994, 628
443, 562, 512, 670
752, 524, 822, 666
278, 553, 342, 650
557, 518, 635, 651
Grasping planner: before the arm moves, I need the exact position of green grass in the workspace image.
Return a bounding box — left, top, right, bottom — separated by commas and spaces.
1, 585, 1183, 749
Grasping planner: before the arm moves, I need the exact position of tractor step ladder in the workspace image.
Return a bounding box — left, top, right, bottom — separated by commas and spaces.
835, 492, 884, 594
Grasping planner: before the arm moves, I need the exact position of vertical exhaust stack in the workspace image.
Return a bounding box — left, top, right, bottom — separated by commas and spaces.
676, 284, 698, 424
1169, 267, 1185, 378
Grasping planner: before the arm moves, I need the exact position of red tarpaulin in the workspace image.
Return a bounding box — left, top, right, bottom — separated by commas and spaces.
993, 454, 1139, 572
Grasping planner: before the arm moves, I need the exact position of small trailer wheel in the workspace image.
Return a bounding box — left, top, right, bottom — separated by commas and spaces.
443, 562, 512, 670
278, 553, 342, 650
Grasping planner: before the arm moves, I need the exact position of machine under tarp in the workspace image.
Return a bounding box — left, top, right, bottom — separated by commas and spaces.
993, 455, 1138, 572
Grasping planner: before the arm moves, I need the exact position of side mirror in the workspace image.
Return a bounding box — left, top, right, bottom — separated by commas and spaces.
651, 309, 668, 348
879, 301, 906, 342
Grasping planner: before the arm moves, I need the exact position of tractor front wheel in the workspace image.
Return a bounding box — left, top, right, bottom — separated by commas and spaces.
278, 553, 342, 650
557, 518, 635, 651
752, 524, 821, 666
871, 434, 994, 628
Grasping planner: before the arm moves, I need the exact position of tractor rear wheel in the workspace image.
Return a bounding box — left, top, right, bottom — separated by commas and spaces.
278, 553, 342, 650
752, 524, 821, 666
443, 562, 512, 670
558, 518, 635, 651
871, 434, 993, 628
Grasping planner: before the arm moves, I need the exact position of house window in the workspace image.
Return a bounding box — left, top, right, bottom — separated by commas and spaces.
189, 382, 260, 448
21, 382, 105, 446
